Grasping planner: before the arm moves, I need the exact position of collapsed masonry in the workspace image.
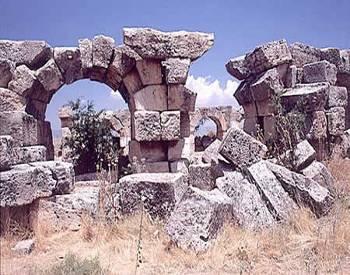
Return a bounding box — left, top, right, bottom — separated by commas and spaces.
226, 40, 350, 159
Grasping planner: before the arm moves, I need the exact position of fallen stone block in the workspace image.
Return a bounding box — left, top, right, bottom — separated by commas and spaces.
134, 111, 161, 141
0, 59, 15, 88
136, 59, 162, 85
133, 85, 167, 111
12, 239, 35, 255
31, 186, 99, 232
118, 173, 187, 219
301, 161, 335, 190
162, 58, 190, 84
247, 161, 298, 220
289, 42, 322, 67
160, 111, 181, 141
245, 39, 292, 75
108, 45, 140, 78
123, 28, 214, 60
168, 85, 196, 112
266, 161, 334, 216
225, 55, 250, 80
327, 107, 345, 136
53, 47, 83, 84
219, 127, 267, 169
36, 59, 64, 93
13, 145, 47, 165
303, 60, 337, 85
0, 135, 14, 171
202, 139, 222, 164
188, 161, 221, 191
281, 83, 329, 113
327, 86, 348, 108
0, 88, 26, 112
286, 140, 316, 171
305, 111, 328, 140
165, 186, 231, 252
8, 65, 37, 97
321, 48, 343, 68
216, 171, 275, 229
0, 40, 51, 69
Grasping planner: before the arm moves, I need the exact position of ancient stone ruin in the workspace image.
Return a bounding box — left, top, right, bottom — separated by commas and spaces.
0, 28, 349, 253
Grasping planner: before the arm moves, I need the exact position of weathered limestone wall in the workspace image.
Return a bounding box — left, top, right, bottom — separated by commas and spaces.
226, 40, 350, 159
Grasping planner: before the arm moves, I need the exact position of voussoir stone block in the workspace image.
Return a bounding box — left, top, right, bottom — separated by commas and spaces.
245, 39, 292, 75
0, 59, 15, 87
327, 107, 345, 136
136, 59, 162, 85
133, 85, 167, 111
36, 59, 64, 92
123, 27, 214, 60
166, 186, 231, 252
122, 68, 143, 94
0, 135, 14, 171
118, 173, 187, 219
303, 60, 337, 85
78, 38, 93, 75
134, 111, 161, 141
0, 88, 26, 112
216, 170, 275, 229
8, 65, 37, 97
92, 35, 115, 69
219, 127, 267, 169
160, 111, 181, 141
162, 58, 190, 84
0, 40, 51, 69
226, 55, 250, 80
53, 47, 83, 84
327, 86, 348, 108
247, 161, 299, 220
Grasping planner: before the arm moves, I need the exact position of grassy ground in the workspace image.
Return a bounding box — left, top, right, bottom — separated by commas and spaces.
1, 159, 349, 275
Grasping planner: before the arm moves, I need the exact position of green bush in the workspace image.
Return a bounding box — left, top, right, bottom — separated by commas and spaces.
63, 99, 120, 175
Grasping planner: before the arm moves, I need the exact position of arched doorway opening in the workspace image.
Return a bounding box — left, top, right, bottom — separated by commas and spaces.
194, 117, 218, 152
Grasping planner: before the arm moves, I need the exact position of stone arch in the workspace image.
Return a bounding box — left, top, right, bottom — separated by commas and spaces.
0, 28, 214, 172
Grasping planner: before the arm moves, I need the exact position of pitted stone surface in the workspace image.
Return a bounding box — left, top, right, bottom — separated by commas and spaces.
162, 58, 190, 84
0, 59, 15, 87
302, 161, 335, 190
303, 60, 337, 85
53, 47, 83, 84
160, 111, 181, 141
327, 86, 348, 108
8, 65, 37, 97
134, 111, 161, 141
36, 59, 64, 93
327, 107, 345, 136
226, 55, 250, 80
0, 135, 14, 171
0, 88, 26, 112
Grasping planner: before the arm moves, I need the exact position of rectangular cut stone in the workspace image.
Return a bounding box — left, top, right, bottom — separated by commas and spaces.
118, 173, 186, 218
92, 35, 115, 69
302, 161, 335, 190
136, 59, 162, 85
188, 162, 217, 191
166, 187, 231, 252
303, 60, 337, 85
248, 161, 298, 220
321, 48, 342, 68
139, 141, 168, 162
266, 161, 334, 217
13, 145, 47, 165
36, 59, 64, 92
0, 135, 13, 171
327, 86, 348, 108
122, 68, 143, 94
160, 111, 181, 141
263, 116, 276, 141
145, 161, 169, 173
225, 55, 250, 80
285, 65, 297, 88
219, 127, 267, 169
53, 47, 83, 84
110, 45, 140, 77
216, 171, 275, 229
256, 100, 275, 116
305, 111, 327, 140
288, 140, 316, 171
234, 79, 253, 105
134, 85, 167, 111
327, 107, 345, 136
162, 58, 190, 84
168, 136, 194, 161
134, 111, 161, 141
168, 85, 197, 112
281, 83, 329, 113
289, 43, 322, 67
0, 88, 26, 112
245, 40, 292, 75
8, 65, 36, 97
243, 117, 258, 137
242, 102, 257, 118
169, 159, 189, 174
78, 38, 93, 75
25, 98, 47, 120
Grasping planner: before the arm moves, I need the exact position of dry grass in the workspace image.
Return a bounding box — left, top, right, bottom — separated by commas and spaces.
1, 159, 350, 275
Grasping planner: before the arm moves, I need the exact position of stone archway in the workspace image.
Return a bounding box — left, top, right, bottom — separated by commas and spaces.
0, 28, 214, 173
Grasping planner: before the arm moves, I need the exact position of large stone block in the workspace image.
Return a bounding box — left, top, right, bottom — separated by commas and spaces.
168, 136, 194, 161
25, 98, 47, 120
136, 141, 168, 162
247, 161, 298, 220
136, 59, 162, 85
327, 86, 348, 108
285, 140, 316, 171
225, 55, 250, 80
133, 85, 167, 111
118, 173, 187, 218
134, 111, 161, 141
92, 35, 115, 69
168, 85, 196, 112
303, 60, 337, 85
0, 135, 14, 171
327, 107, 345, 136
281, 83, 329, 113
0, 88, 26, 112
266, 161, 334, 216
202, 139, 222, 165
123, 28, 214, 60
144, 161, 170, 173
233, 78, 253, 105
13, 145, 47, 165
122, 68, 143, 94
160, 111, 181, 141
0, 59, 15, 88
109, 45, 140, 77
289, 42, 322, 67
245, 39, 292, 75
78, 38, 93, 75
53, 47, 83, 84
219, 127, 267, 169
188, 162, 219, 191
301, 161, 335, 190
243, 117, 259, 137
166, 187, 231, 252
0, 40, 51, 69
162, 58, 190, 84
31, 186, 99, 232
8, 65, 36, 97
216, 171, 275, 229
321, 48, 343, 68
305, 111, 327, 140
242, 102, 257, 118
36, 59, 64, 93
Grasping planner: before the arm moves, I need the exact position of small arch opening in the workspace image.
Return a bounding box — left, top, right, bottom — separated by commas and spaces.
194, 117, 218, 152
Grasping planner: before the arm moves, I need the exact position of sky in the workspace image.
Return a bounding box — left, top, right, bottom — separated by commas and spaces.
1, 0, 349, 131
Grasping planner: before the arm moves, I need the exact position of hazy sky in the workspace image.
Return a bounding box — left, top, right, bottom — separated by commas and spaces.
1, 0, 349, 130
